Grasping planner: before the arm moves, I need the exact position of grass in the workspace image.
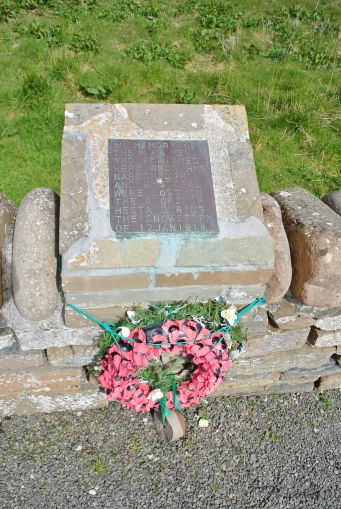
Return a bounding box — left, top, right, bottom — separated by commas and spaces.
0, 0, 340, 205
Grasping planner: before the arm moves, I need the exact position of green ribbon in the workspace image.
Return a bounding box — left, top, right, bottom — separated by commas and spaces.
160, 395, 172, 425
172, 381, 182, 413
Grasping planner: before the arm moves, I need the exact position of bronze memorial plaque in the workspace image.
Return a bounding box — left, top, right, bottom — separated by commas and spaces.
108, 139, 218, 233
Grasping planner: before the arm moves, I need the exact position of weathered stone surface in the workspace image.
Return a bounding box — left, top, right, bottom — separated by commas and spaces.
47, 345, 99, 367
65, 284, 265, 308
59, 135, 88, 254
176, 236, 274, 267
65, 305, 128, 328
227, 140, 264, 220
67, 238, 160, 269
317, 371, 341, 391
280, 358, 341, 381
16, 325, 101, 351
0, 349, 45, 372
239, 307, 269, 338
0, 328, 17, 354
124, 103, 205, 131
213, 105, 248, 133
307, 328, 341, 347
229, 345, 335, 376
211, 378, 314, 397
0, 366, 82, 398
315, 314, 341, 331
271, 187, 341, 306
12, 188, 59, 320
240, 329, 310, 358
268, 316, 315, 332
267, 298, 297, 323
155, 268, 273, 287
0, 385, 107, 417
62, 274, 150, 292
261, 193, 292, 304
322, 190, 341, 217
285, 290, 341, 318
0, 194, 16, 309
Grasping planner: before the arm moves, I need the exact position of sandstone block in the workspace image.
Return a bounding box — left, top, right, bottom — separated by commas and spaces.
317, 372, 341, 391
0, 349, 45, 372
62, 274, 150, 292
12, 188, 59, 320
59, 135, 88, 254
261, 193, 292, 304
0, 366, 82, 399
0, 195, 16, 309
67, 238, 160, 269
229, 345, 335, 376
271, 187, 341, 306
155, 268, 273, 287
65, 305, 128, 328
176, 236, 274, 267
240, 329, 310, 358
307, 328, 341, 347
322, 190, 341, 217
47, 345, 100, 367
239, 307, 269, 338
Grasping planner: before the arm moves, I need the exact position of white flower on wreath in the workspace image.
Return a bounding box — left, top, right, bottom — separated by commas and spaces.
117, 326, 131, 338
126, 310, 141, 324
221, 306, 238, 326
147, 388, 164, 401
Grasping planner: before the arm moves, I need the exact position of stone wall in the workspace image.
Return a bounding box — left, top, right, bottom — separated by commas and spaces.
1, 170, 341, 416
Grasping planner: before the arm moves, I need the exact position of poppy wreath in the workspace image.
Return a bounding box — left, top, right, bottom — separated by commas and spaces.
98, 319, 231, 413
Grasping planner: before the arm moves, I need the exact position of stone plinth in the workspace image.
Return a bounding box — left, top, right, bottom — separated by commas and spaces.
60, 104, 274, 327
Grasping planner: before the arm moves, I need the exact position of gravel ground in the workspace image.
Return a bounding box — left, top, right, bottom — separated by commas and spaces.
1, 390, 341, 509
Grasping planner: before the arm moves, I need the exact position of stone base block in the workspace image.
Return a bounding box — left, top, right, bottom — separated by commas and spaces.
211, 377, 314, 397
0, 389, 107, 417
46, 345, 100, 367
0, 366, 83, 399
0, 349, 46, 372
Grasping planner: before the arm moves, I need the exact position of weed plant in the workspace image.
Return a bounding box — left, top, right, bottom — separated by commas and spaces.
0, 0, 340, 204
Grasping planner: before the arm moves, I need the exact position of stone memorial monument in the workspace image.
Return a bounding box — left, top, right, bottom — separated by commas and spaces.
60, 104, 274, 328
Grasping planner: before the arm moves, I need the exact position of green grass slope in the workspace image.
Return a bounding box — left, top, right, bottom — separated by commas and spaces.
0, 0, 340, 205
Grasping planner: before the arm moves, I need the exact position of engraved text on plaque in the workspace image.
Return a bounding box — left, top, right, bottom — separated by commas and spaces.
108, 139, 218, 233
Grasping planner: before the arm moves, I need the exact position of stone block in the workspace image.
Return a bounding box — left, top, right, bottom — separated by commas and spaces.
65, 284, 265, 308
307, 328, 341, 347
0, 194, 16, 308
317, 372, 341, 391
0, 366, 82, 399
285, 290, 341, 319
211, 378, 314, 397
314, 314, 341, 331
268, 315, 315, 332
47, 345, 100, 367
271, 187, 341, 306
155, 268, 273, 287
0, 383, 107, 417
16, 326, 102, 351
239, 307, 269, 338
175, 235, 274, 267
62, 274, 150, 292
0, 328, 17, 354
12, 188, 59, 320
268, 298, 297, 323
65, 305, 127, 328
229, 345, 335, 376
261, 193, 292, 304
280, 359, 341, 381
322, 190, 341, 217
0, 349, 45, 372
59, 135, 88, 254
67, 238, 161, 269
240, 329, 310, 358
